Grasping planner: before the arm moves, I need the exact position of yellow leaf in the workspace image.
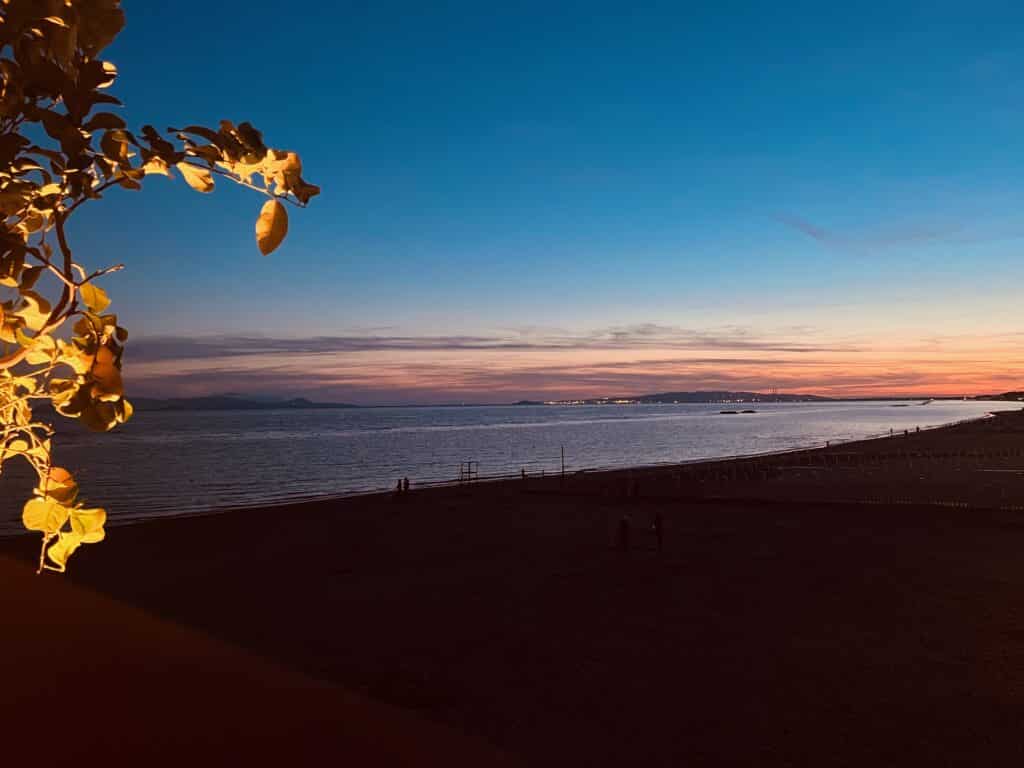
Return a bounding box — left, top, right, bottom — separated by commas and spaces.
176, 162, 214, 193
24, 341, 54, 365
80, 400, 119, 432
255, 199, 288, 255
79, 283, 111, 313
45, 531, 83, 572
91, 362, 123, 401
14, 291, 52, 332
71, 507, 106, 543
118, 398, 134, 424
24, 349, 49, 364
56, 342, 92, 374
143, 157, 171, 176
23, 498, 70, 535
12, 375, 37, 393
88, 345, 124, 401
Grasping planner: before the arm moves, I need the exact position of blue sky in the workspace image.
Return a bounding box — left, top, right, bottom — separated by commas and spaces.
69, 1, 1024, 402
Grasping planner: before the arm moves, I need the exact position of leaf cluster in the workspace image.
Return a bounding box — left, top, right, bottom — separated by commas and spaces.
0, 0, 318, 571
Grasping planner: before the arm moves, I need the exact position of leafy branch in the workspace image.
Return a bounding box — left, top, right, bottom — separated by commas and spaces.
0, 0, 319, 572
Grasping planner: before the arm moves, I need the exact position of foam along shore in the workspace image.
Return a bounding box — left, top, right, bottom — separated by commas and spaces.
4, 408, 1024, 766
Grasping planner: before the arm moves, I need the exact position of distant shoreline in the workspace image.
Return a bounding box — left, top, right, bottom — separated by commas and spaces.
124, 394, 1014, 412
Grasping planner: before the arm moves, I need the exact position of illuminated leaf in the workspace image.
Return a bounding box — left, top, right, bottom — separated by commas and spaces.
255, 199, 288, 255
24, 334, 57, 365
143, 157, 171, 176
71, 507, 106, 543
79, 400, 119, 432
117, 398, 134, 424
23, 498, 70, 535
14, 292, 52, 332
91, 361, 123, 401
80, 283, 111, 313
45, 532, 83, 572
176, 162, 214, 193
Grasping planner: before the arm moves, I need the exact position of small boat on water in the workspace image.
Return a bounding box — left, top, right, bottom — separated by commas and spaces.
719, 409, 758, 414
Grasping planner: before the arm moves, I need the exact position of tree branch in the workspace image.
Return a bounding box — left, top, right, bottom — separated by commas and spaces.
185, 161, 309, 208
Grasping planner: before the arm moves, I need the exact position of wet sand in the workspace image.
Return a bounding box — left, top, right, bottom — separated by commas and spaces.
4, 407, 1024, 766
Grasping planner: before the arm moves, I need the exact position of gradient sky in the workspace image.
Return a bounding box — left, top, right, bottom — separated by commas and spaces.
71, 1, 1024, 403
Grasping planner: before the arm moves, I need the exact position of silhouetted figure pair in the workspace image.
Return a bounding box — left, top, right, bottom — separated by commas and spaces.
395, 477, 411, 497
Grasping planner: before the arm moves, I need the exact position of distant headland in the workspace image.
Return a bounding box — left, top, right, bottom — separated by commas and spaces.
125, 389, 1022, 411
130, 395, 360, 412
541, 390, 832, 405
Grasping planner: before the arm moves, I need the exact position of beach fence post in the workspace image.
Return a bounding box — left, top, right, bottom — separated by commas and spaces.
458, 461, 478, 483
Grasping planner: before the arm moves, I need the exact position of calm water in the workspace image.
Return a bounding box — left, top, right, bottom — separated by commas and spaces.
0, 400, 1005, 533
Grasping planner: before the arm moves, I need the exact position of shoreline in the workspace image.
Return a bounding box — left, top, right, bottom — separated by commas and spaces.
0, 405, 1007, 540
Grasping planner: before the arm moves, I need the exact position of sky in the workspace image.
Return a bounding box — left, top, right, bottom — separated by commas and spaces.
68, 0, 1024, 403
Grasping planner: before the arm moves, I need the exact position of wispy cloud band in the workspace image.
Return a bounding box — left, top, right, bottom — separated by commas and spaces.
120, 323, 1024, 404
127, 324, 858, 363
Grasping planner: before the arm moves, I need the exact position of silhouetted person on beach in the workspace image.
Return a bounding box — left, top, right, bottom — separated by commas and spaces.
403, 477, 410, 493
652, 510, 663, 552
616, 514, 631, 552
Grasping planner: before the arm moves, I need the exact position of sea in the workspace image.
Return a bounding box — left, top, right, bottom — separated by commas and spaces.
0, 399, 1008, 534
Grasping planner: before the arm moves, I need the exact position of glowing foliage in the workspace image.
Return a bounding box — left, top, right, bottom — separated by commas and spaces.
0, 0, 318, 572
256, 199, 288, 256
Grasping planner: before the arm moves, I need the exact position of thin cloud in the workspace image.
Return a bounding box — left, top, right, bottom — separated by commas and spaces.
128, 325, 858, 363
120, 324, 1024, 404
776, 211, 1024, 252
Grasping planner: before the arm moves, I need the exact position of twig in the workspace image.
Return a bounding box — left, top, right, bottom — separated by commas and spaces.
81, 263, 125, 283
183, 161, 308, 208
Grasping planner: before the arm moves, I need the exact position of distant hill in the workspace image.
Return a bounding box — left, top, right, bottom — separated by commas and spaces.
130, 395, 359, 412
976, 391, 1024, 402
550, 390, 833, 405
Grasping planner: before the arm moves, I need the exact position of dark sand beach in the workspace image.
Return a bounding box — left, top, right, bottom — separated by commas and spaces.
5, 407, 1024, 766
